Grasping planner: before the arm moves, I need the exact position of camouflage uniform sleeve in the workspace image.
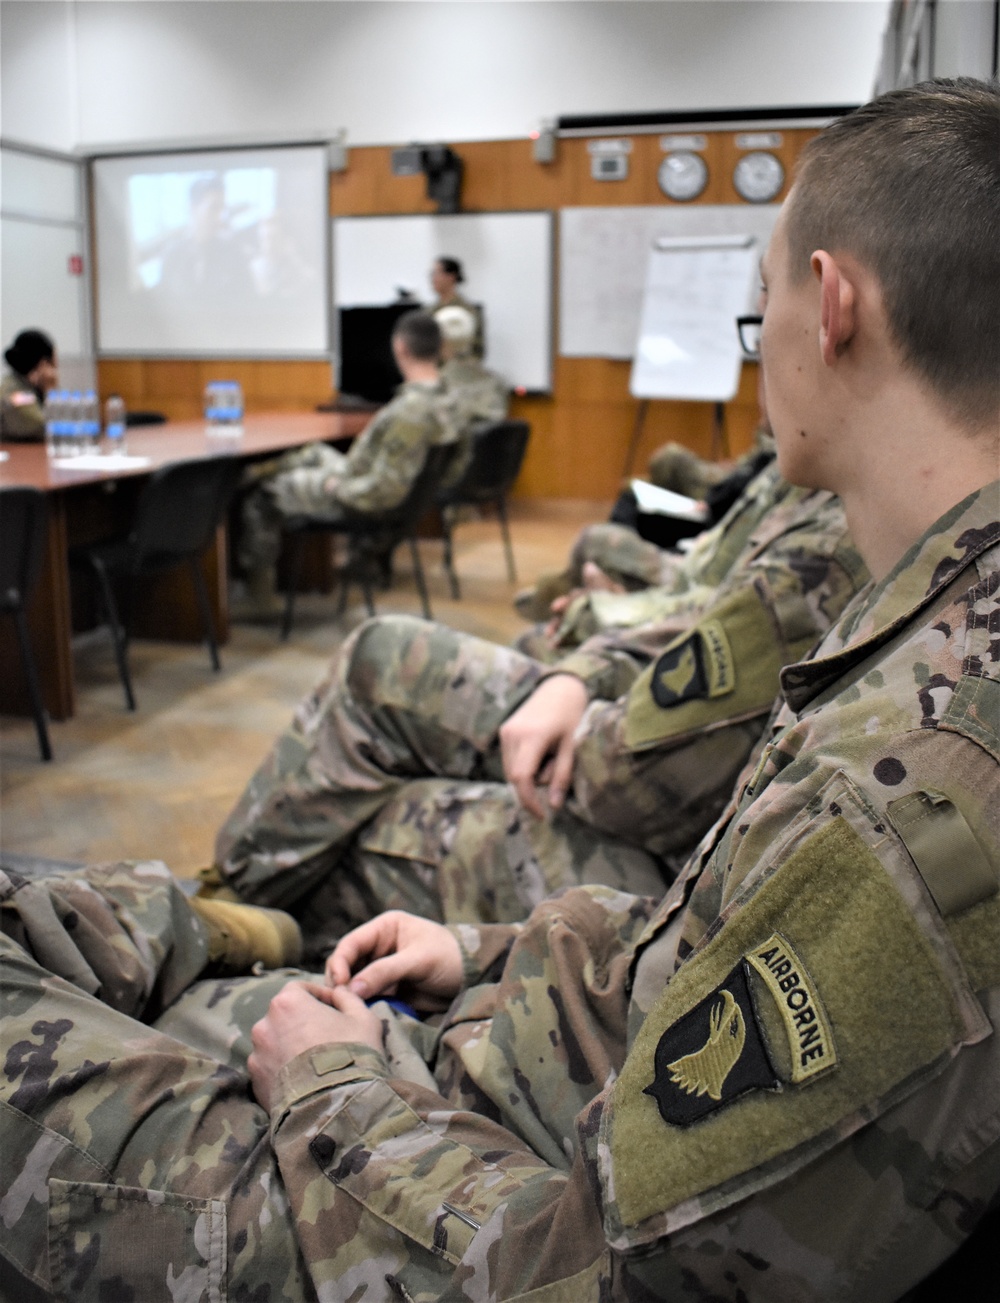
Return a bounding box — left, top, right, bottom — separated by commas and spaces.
266, 885, 661, 1301
334, 392, 442, 514
0, 375, 45, 440
449, 920, 523, 986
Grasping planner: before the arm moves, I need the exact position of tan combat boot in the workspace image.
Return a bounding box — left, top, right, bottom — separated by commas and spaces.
189, 895, 303, 972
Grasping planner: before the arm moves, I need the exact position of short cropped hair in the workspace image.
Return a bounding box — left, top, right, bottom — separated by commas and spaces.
392, 309, 442, 362
436, 256, 464, 283
786, 78, 1000, 428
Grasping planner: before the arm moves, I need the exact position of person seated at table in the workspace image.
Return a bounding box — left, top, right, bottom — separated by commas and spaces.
237, 310, 456, 618
428, 255, 485, 357
1, 328, 57, 441
434, 303, 509, 488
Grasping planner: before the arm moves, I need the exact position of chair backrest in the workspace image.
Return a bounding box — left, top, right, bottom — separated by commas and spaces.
358, 440, 456, 536
128, 456, 244, 568
0, 487, 48, 611
443, 419, 530, 504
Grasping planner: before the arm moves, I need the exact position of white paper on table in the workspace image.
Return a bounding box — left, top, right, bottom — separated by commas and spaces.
52, 454, 153, 471
631, 478, 710, 523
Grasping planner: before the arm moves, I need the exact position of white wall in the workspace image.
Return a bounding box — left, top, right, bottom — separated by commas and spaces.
2, 1, 892, 154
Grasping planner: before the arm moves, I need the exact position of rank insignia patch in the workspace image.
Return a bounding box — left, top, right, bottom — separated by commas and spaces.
650, 620, 734, 710
644, 962, 778, 1126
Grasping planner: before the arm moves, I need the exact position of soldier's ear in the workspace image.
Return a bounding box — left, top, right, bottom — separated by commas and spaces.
812, 251, 857, 367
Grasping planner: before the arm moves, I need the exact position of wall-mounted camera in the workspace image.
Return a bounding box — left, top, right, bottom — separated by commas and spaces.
391, 143, 464, 213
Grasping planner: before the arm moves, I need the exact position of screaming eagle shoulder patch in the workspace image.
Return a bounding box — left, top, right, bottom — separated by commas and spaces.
644, 961, 778, 1126
650, 619, 735, 709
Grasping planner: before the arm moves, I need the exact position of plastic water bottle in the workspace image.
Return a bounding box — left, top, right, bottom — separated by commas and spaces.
104, 394, 127, 455
81, 389, 101, 453
44, 390, 63, 459
205, 380, 243, 436
66, 391, 85, 456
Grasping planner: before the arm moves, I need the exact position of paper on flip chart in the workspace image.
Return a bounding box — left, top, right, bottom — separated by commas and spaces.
631, 478, 710, 523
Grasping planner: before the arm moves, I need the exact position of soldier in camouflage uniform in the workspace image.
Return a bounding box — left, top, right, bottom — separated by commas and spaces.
237, 311, 456, 613
512, 430, 776, 624
241, 77, 1000, 1299
435, 303, 509, 490
212, 463, 867, 955
517, 458, 799, 660
0, 329, 57, 441
1, 80, 996, 1302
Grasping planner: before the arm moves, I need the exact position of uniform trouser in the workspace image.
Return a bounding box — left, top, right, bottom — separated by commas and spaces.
0, 860, 320, 1302
0, 860, 651, 1303
239, 443, 347, 571
214, 615, 665, 958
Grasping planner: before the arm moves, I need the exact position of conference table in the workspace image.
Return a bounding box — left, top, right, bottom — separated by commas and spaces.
0, 410, 369, 721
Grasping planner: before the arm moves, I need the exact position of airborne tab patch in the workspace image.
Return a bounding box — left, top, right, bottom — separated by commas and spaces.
747, 933, 837, 1082
650, 620, 734, 710
644, 962, 778, 1126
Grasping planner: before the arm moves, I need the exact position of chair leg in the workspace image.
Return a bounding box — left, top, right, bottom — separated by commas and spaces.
496, 494, 517, 583
93, 560, 136, 711
190, 559, 222, 672
441, 512, 460, 600
281, 533, 303, 641
409, 536, 433, 621
13, 608, 53, 762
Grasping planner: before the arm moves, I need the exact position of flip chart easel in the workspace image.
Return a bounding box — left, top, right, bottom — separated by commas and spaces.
624, 234, 758, 478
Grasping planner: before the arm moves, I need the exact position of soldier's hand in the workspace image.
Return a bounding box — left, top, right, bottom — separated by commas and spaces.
325, 910, 463, 1011
499, 673, 589, 818
248, 981, 382, 1111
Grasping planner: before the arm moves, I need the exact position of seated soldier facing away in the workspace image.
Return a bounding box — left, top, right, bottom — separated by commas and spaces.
237, 309, 456, 617
1, 79, 997, 1303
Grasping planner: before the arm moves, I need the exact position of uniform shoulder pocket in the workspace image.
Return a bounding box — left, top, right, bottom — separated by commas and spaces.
624, 582, 813, 751
48, 1179, 226, 1303
599, 771, 992, 1251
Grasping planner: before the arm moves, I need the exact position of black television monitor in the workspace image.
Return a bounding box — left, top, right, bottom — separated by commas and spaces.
337, 304, 416, 404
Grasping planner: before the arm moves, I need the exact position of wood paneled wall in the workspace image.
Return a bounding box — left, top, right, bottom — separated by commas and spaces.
97, 127, 817, 501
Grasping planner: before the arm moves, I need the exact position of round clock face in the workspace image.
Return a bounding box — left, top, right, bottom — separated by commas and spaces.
733, 151, 785, 203
658, 151, 709, 202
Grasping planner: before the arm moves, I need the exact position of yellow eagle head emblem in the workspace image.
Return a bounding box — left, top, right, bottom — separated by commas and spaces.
666, 988, 746, 1101
657, 642, 699, 699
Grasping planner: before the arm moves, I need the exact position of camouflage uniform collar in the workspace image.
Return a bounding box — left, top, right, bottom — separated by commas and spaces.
780, 480, 1000, 711
401, 377, 445, 394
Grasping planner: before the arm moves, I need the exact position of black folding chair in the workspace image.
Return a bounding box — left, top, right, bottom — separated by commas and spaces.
280, 441, 454, 639
71, 456, 244, 710
0, 487, 53, 760
436, 418, 530, 599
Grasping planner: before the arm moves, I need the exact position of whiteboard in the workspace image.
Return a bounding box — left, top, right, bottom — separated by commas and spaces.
333, 212, 553, 392
630, 236, 758, 402
560, 205, 779, 359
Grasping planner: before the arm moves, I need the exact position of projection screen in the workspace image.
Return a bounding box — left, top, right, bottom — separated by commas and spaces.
93, 145, 328, 356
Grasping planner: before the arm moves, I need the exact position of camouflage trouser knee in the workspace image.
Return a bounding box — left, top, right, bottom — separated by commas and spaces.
214, 614, 546, 927
239, 443, 347, 571
647, 442, 726, 501
0, 861, 319, 1301
569, 521, 671, 589
289, 777, 666, 958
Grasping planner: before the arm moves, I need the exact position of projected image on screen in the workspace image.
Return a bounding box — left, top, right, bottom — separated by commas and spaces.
95, 146, 328, 356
